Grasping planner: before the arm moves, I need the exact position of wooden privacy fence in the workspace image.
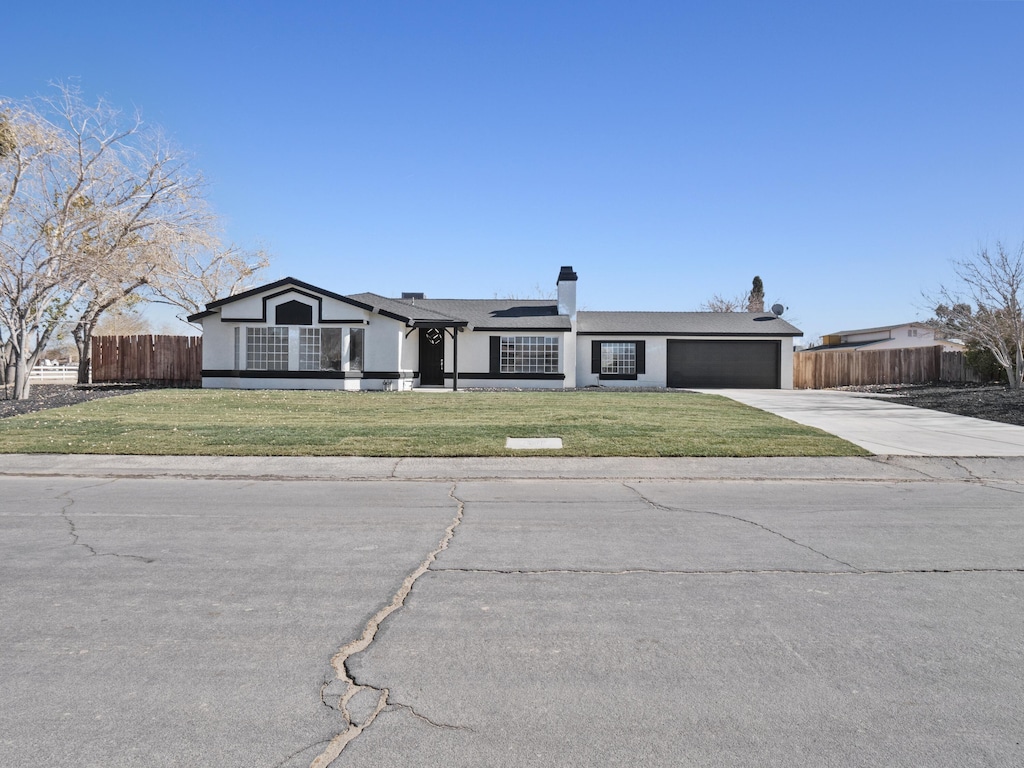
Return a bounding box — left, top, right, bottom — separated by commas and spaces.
793, 346, 984, 389
92, 335, 202, 386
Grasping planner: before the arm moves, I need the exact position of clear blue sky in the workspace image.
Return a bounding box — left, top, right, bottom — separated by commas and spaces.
6, 1, 1024, 342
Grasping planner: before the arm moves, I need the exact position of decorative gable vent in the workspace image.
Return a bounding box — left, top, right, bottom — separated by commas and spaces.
276, 300, 313, 325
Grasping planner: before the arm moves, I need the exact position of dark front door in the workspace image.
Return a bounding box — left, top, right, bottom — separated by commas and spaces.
419, 327, 445, 386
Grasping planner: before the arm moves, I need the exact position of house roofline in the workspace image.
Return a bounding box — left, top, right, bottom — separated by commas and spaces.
203, 277, 375, 313
825, 321, 935, 337
577, 330, 803, 337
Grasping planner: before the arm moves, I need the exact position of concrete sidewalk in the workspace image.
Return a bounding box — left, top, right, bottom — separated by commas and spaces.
711, 388, 1024, 457
3, 453, 1024, 481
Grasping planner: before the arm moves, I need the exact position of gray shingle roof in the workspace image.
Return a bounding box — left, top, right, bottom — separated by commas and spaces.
346, 293, 458, 324
346, 295, 569, 330
577, 311, 802, 336
406, 298, 569, 330
190, 277, 799, 337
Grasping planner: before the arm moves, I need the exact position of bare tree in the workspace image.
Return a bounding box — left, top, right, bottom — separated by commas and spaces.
1, 84, 268, 396
53, 86, 218, 384
746, 275, 765, 313
699, 293, 746, 312
152, 242, 270, 321
93, 305, 153, 336
0, 91, 92, 398
929, 242, 1024, 390
1, 332, 12, 387
0, 112, 15, 158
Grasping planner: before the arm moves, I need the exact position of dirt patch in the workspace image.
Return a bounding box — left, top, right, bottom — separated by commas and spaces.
839, 383, 1024, 427
0, 383, 145, 419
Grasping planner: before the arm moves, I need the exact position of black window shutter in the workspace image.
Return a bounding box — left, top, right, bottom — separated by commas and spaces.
591, 341, 602, 374
489, 336, 501, 374
636, 341, 646, 374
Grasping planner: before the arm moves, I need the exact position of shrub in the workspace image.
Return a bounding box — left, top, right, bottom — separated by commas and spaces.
965, 343, 1007, 384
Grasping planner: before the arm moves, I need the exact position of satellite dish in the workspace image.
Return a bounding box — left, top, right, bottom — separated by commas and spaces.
771, 304, 785, 316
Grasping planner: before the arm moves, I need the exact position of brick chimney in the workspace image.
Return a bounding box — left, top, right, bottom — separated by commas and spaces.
556, 265, 577, 320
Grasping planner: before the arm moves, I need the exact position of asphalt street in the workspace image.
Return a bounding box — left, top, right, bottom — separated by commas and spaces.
2, 457, 1023, 767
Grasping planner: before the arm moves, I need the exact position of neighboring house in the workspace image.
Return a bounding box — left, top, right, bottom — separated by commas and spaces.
809, 322, 964, 352
188, 266, 803, 390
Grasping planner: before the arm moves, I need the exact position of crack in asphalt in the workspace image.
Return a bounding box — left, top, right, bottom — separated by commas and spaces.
58, 481, 156, 564
388, 701, 471, 730
269, 739, 332, 768
867, 455, 946, 480
985, 483, 1024, 496
951, 458, 987, 482
624, 483, 864, 573
310, 484, 467, 768
948, 459, 1024, 494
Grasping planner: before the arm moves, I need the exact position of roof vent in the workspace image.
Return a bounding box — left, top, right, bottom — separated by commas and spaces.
402, 292, 425, 300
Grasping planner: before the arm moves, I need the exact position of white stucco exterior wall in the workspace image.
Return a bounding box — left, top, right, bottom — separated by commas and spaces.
780, 338, 795, 389
196, 315, 236, 371
198, 286, 418, 390
438, 328, 572, 389
195, 277, 798, 392
836, 324, 964, 351
576, 335, 796, 389
363, 316, 404, 376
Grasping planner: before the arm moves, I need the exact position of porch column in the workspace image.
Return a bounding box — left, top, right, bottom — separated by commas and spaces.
452, 327, 459, 391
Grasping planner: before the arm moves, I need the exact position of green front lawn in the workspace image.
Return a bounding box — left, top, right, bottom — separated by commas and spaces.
0, 389, 868, 457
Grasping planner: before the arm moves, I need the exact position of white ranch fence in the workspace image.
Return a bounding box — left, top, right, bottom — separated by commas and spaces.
28, 364, 79, 383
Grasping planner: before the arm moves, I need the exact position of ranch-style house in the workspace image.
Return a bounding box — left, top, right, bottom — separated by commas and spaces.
188, 266, 802, 390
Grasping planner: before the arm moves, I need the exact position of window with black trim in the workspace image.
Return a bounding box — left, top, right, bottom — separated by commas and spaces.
601, 342, 636, 374
500, 336, 559, 374
591, 340, 645, 379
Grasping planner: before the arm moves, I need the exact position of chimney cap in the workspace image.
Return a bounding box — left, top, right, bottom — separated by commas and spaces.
557, 266, 578, 283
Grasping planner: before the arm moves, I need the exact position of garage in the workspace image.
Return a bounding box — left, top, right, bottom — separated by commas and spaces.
667, 340, 780, 389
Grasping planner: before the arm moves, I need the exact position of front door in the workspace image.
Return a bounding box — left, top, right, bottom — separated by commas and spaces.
418, 327, 445, 386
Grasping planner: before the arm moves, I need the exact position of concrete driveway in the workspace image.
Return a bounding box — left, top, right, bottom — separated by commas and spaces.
709, 388, 1024, 456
